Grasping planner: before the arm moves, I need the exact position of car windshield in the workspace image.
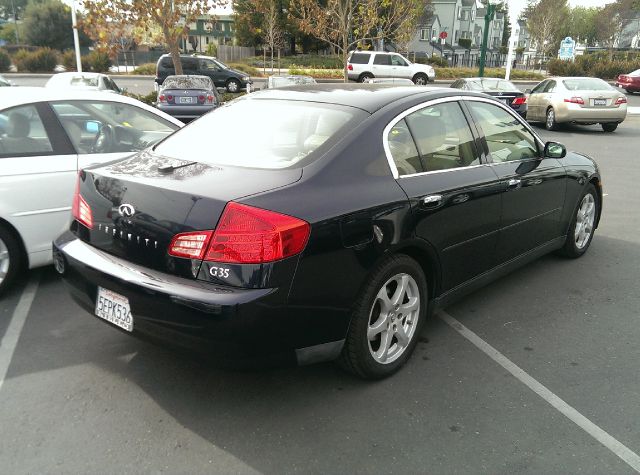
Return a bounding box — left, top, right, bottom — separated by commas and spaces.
466, 79, 518, 92
270, 76, 316, 88
162, 76, 212, 90
563, 78, 612, 91
155, 99, 366, 169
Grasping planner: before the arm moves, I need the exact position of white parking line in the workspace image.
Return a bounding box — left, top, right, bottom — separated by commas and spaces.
0, 275, 40, 393
628, 106, 640, 115
439, 310, 640, 473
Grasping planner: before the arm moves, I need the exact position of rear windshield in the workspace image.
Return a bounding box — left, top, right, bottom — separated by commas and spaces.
349, 53, 371, 64
155, 99, 366, 169
563, 78, 612, 91
270, 76, 316, 88
466, 79, 518, 92
162, 76, 213, 90
70, 76, 99, 87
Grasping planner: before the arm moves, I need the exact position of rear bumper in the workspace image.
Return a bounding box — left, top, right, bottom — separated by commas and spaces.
555, 103, 627, 123
53, 233, 344, 367
156, 104, 216, 119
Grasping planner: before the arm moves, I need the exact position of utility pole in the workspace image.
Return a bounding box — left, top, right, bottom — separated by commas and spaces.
478, 0, 498, 78
71, 0, 82, 72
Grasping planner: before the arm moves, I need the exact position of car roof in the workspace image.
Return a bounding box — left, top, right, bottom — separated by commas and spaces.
246, 83, 481, 113
50, 72, 106, 78
0, 87, 183, 126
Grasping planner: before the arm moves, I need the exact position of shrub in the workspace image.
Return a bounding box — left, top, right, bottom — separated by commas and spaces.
415, 55, 449, 68
289, 67, 344, 78
123, 91, 157, 106
0, 49, 10, 72
13, 47, 57, 72
458, 39, 472, 49
227, 62, 261, 77
61, 50, 90, 72
220, 91, 246, 103
206, 43, 217, 57
85, 50, 111, 73
132, 63, 156, 75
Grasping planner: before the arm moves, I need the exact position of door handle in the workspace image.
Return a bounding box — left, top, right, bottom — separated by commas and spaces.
422, 194, 443, 207
506, 178, 521, 190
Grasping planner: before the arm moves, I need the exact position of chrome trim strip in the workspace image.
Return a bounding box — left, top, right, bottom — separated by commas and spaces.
13, 206, 71, 217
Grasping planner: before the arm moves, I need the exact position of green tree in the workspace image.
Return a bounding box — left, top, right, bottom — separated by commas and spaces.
23, 0, 91, 50
523, 0, 570, 58
568, 7, 598, 46
0, 22, 19, 44
0, 0, 27, 20
498, 2, 511, 47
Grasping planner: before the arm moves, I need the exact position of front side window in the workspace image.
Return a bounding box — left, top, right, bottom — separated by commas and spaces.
466, 101, 538, 163
155, 99, 366, 169
543, 80, 557, 93
405, 102, 480, 172
530, 80, 547, 94
51, 101, 177, 154
200, 60, 221, 71
391, 55, 408, 66
0, 104, 53, 156
373, 54, 391, 66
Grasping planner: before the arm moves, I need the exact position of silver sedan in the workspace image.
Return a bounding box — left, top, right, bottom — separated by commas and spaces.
526, 77, 627, 132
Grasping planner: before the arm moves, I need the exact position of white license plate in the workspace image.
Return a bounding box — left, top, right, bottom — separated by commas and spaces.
95, 287, 133, 332
180, 97, 194, 104
593, 99, 607, 106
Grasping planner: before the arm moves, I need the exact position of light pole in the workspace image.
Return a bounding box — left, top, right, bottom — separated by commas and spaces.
478, 0, 499, 78
71, 0, 82, 72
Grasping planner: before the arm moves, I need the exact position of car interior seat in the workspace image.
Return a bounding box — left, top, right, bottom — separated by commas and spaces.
0, 112, 47, 154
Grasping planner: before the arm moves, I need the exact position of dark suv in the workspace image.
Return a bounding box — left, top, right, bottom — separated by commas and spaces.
155, 54, 252, 93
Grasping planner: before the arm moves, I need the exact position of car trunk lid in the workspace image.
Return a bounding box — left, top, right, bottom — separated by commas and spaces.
161, 88, 214, 106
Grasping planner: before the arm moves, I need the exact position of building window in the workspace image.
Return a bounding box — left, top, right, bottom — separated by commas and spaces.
460, 10, 469, 21
420, 28, 430, 41
461, 31, 471, 40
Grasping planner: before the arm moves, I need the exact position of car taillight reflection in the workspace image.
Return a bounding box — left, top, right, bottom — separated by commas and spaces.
512, 96, 526, 106
169, 231, 213, 259
72, 173, 93, 229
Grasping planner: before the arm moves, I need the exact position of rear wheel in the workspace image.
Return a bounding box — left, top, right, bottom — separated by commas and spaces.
358, 73, 374, 83
601, 122, 618, 132
413, 73, 429, 85
558, 184, 598, 258
338, 254, 427, 379
226, 79, 241, 93
0, 224, 23, 296
545, 107, 558, 131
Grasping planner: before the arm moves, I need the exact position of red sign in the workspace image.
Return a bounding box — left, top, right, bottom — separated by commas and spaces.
439, 31, 448, 39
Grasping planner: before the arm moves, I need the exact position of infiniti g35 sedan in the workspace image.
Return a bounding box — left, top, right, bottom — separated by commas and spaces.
53, 84, 602, 379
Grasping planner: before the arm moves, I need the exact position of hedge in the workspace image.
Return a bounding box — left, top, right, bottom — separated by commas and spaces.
0, 49, 10, 72
13, 48, 58, 72
548, 54, 640, 79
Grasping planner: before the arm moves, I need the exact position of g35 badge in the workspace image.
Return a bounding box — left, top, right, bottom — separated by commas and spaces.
209, 266, 230, 279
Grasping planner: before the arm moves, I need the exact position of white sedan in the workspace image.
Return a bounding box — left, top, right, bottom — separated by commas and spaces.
45, 72, 123, 93
0, 88, 183, 294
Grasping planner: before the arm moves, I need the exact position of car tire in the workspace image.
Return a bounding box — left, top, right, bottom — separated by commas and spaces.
0, 224, 23, 296
358, 73, 374, 83
558, 184, 599, 259
338, 254, 427, 379
601, 122, 618, 132
545, 107, 558, 131
226, 79, 241, 93
413, 73, 429, 85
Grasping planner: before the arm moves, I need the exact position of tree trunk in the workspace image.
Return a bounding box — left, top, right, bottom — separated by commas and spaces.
271, 46, 274, 71
342, 32, 349, 82
166, 30, 183, 75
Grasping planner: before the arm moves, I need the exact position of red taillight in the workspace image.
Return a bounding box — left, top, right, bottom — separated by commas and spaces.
615, 96, 627, 105
564, 96, 584, 104
512, 96, 527, 106
168, 231, 213, 259
347, 64, 353, 71
159, 94, 166, 102
72, 173, 93, 229
204, 202, 310, 264
198, 95, 205, 103
207, 94, 215, 103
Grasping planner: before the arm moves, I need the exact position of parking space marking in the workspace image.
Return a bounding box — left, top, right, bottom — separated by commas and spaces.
0, 275, 40, 393
439, 310, 640, 473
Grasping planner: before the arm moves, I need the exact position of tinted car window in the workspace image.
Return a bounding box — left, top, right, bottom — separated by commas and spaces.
406, 102, 479, 172
350, 53, 371, 64
373, 54, 391, 66
160, 58, 173, 68
155, 100, 366, 169
530, 80, 547, 94
0, 104, 53, 156
467, 101, 538, 163
465, 79, 518, 92
199, 59, 221, 71
386, 119, 422, 175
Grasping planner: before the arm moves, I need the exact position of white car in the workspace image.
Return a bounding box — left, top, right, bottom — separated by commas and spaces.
45, 72, 123, 93
0, 88, 183, 294
347, 51, 436, 84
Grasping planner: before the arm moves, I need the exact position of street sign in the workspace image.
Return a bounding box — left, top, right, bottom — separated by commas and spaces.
439, 31, 448, 40
558, 37, 576, 61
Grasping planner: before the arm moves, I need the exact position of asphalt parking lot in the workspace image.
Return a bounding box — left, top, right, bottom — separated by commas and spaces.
1, 108, 640, 473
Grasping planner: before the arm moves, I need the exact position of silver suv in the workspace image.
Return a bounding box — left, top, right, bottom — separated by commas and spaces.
347, 51, 436, 84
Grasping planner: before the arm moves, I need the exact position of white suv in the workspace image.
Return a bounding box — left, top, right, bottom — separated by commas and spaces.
347, 51, 436, 84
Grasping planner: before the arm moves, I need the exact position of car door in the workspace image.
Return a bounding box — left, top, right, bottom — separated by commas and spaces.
386, 99, 504, 291
464, 98, 567, 263
0, 102, 77, 263
390, 54, 411, 79
372, 54, 392, 78
526, 80, 548, 120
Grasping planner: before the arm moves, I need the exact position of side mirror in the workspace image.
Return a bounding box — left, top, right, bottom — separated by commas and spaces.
544, 141, 566, 159
524, 88, 532, 94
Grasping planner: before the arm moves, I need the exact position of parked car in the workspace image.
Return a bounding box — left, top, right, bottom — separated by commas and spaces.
366, 78, 415, 85
155, 54, 252, 93
0, 88, 183, 294
0, 75, 14, 87
45, 72, 122, 93
156, 75, 220, 122
265, 75, 317, 88
525, 77, 627, 132
450, 77, 527, 117
347, 51, 435, 84
616, 69, 640, 93
53, 84, 602, 379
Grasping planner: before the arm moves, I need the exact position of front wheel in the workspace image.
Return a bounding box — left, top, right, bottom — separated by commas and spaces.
226, 79, 241, 93
338, 254, 427, 379
0, 225, 23, 296
413, 73, 429, 85
601, 122, 618, 132
545, 107, 558, 131
558, 184, 599, 258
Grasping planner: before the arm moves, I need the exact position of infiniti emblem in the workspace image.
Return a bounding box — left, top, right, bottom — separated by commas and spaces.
118, 204, 135, 218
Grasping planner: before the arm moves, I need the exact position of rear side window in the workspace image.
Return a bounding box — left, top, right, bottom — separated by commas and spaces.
386, 119, 422, 175
0, 104, 53, 156
373, 54, 391, 66
349, 53, 370, 64
160, 58, 173, 69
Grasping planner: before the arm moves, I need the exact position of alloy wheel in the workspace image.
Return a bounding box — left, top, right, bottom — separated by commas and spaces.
546, 108, 556, 130
414, 75, 428, 85
575, 193, 596, 249
0, 236, 10, 286
367, 273, 420, 365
